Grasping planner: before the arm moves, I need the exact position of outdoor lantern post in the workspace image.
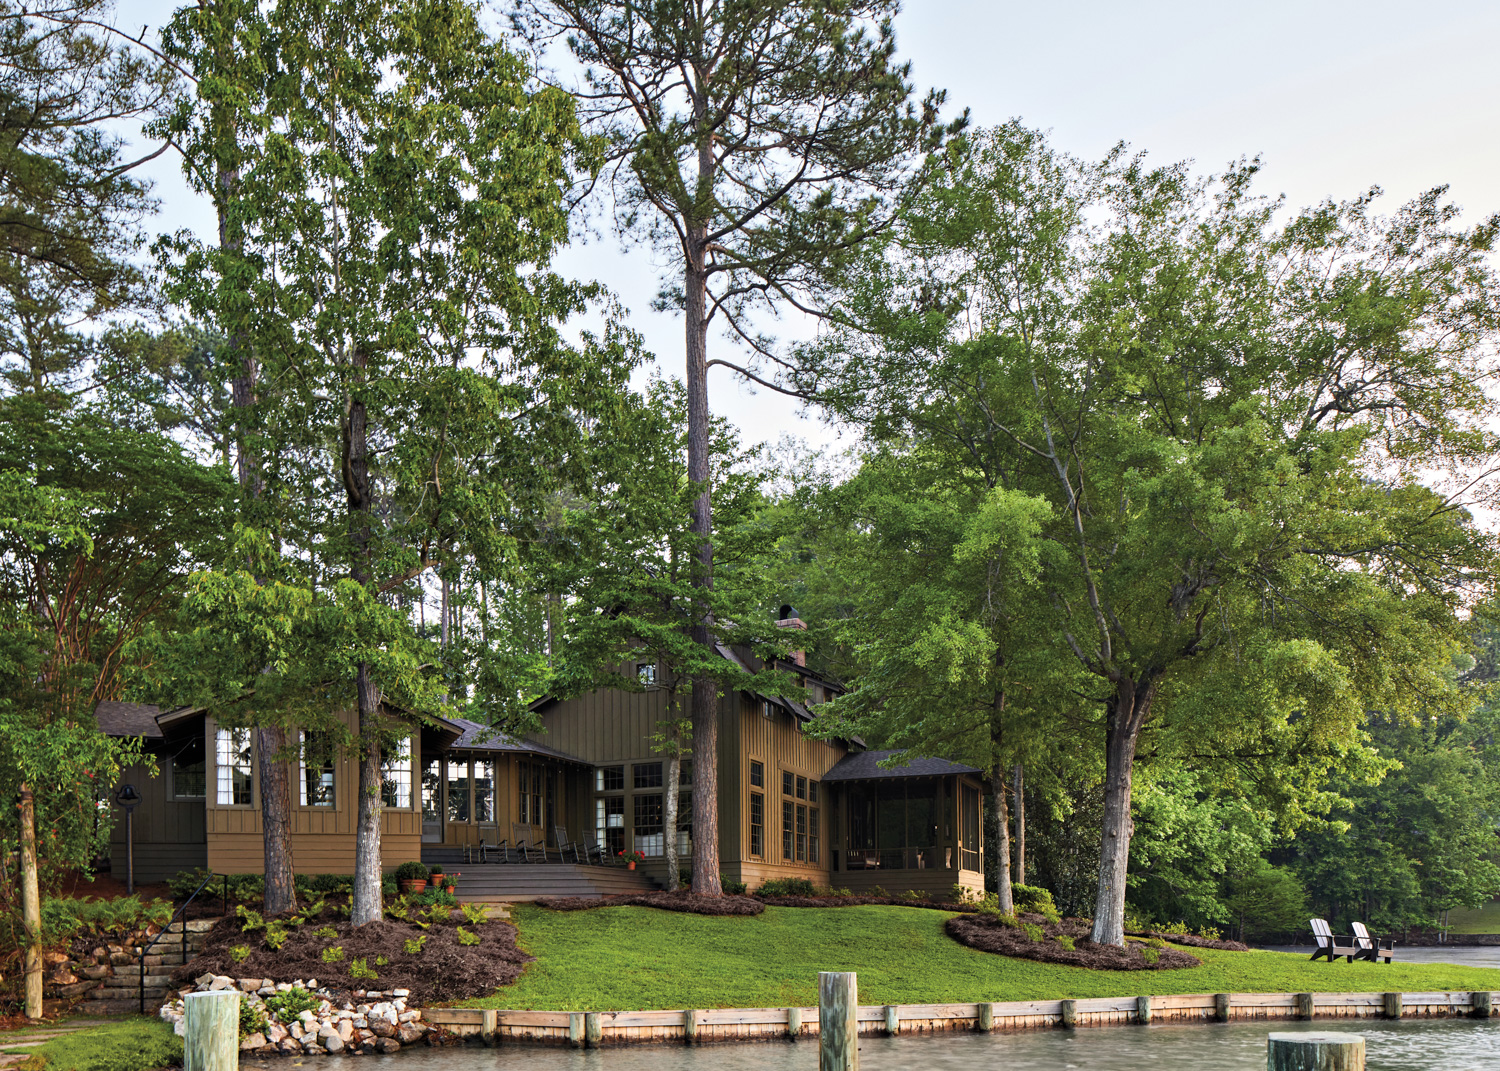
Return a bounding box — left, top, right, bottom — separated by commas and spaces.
114, 784, 141, 894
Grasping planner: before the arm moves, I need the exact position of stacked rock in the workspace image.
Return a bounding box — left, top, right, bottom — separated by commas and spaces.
158, 977, 431, 1056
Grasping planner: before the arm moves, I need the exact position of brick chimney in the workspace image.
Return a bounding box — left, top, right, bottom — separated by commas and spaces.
776, 604, 807, 668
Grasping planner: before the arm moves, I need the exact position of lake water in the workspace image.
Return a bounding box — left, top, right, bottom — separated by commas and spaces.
350, 1018, 1500, 1071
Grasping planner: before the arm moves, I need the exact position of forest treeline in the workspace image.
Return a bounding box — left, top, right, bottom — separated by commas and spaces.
2, 0, 1499, 1012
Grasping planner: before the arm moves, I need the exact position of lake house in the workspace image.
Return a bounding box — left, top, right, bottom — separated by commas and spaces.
94, 616, 987, 898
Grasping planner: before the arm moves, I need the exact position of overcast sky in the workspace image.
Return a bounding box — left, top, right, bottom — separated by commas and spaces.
117, 0, 1500, 454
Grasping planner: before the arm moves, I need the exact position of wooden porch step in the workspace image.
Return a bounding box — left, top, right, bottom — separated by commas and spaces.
428, 861, 660, 900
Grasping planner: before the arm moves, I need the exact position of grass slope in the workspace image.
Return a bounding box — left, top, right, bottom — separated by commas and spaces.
461, 904, 1500, 1011
1446, 900, 1500, 935
0, 1017, 181, 1071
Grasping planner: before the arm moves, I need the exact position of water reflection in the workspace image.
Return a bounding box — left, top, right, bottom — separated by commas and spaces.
358, 1018, 1500, 1071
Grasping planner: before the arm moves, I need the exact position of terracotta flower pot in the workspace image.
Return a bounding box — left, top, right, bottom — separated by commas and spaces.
399, 879, 426, 895
627, 861, 636, 871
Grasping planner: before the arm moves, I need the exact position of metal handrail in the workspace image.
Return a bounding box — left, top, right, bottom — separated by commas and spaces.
138, 871, 216, 1015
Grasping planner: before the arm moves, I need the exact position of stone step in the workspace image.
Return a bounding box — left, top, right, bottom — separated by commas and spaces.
75, 998, 158, 1016
91, 984, 174, 1000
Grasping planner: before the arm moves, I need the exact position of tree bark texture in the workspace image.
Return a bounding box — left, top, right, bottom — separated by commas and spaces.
1013, 763, 1025, 887
664, 749, 680, 891
991, 777, 1013, 914
344, 367, 384, 924
19, 784, 41, 1018
257, 728, 297, 915
685, 215, 722, 896
1090, 677, 1153, 946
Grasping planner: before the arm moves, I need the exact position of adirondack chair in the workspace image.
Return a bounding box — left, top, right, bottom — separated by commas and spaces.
1351, 921, 1395, 963
1309, 918, 1360, 962
578, 833, 608, 866
553, 825, 583, 864
508, 822, 543, 863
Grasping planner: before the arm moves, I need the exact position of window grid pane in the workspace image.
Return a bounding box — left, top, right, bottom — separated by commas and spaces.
216, 729, 253, 806
796, 803, 807, 861
299, 731, 334, 807
634, 793, 664, 856
381, 738, 412, 809
782, 800, 794, 860
634, 762, 663, 789
750, 761, 763, 788
474, 759, 496, 823
598, 766, 624, 792
782, 771, 794, 797
749, 792, 764, 858
809, 807, 820, 863
173, 736, 206, 799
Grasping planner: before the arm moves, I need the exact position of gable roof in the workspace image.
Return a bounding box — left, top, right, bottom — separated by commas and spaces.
94, 701, 167, 739
446, 718, 589, 765
819, 749, 982, 783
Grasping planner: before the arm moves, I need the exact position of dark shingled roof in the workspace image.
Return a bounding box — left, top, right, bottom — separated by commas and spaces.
446, 718, 589, 765
94, 701, 165, 739
820, 749, 982, 782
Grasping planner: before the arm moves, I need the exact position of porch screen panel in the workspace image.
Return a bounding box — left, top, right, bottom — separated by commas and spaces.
215, 728, 253, 806
381, 738, 412, 808
877, 786, 906, 869
960, 782, 981, 871
474, 759, 496, 823
446, 759, 470, 822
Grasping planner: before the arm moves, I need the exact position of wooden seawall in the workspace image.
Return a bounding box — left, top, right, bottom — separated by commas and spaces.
424, 990, 1497, 1047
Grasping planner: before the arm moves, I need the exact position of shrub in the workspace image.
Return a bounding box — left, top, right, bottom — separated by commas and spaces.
900, 889, 931, 901
236, 906, 265, 933
721, 877, 748, 895
831, 886, 852, 897
40, 896, 172, 943
394, 861, 429, 883
455, 926, 481, 947
312, 925, 338, 939
349, 957, 378, 981
1020, 922, 1044, 942
321, 946, 344, 963
403, 935, 426, 954
460, 903, 488, 925
427, 864, 444, 876
265, 987, 320, 1022
1055, 935, 1076, 951
756, 877, 818, 897
239, 999, 268, 1038
1011, 884, 1061, 922
1145, 937, 1166, 949
230, 945, 251, 963
412, 887, 456, 908
1197, 924, 1224, 941
1142, 947, 1161, 965
385, 899, 411, 922
871, 885, 888, 898
1156, 919, 1191, 936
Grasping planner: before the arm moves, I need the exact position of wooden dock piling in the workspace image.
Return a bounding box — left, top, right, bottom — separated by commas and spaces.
819, 972, 858, 1071
1214, 993, 1230, 1022
1295, 993, 1314, 1020
977, 1003, 994, 1032
1382, 992, 1402, 1019
787, 1006, 802, 1039
1135, 995, 1152, 1024
1268, 1032, 1364, 1071
1472, 991, 1492, 1019
184, 990, 239, 1071
585, 1011, 602, 1048
1060, 999, 1077, 1027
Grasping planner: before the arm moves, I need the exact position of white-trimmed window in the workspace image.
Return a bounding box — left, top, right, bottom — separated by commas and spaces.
215, 728, 253, 806
381, 738, 413, 809
299, 731, 335, 807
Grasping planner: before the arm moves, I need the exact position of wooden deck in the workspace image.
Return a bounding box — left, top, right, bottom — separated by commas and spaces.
419, 857, 660, 901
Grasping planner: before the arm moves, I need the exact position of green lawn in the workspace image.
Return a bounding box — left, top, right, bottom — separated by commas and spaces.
462, 904, 1500, 1011
1446, 900, 1500, 935
0, 1017, 181, 1071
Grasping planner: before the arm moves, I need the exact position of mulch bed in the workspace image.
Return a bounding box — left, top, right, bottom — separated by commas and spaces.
758, 894, 982, 912
1133, 931, 1248, 952
533, 890, 765, 915
174, 906, 531, 1003
947, 913, 1203, 970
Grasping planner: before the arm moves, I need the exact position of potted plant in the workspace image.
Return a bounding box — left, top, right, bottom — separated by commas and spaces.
439, 871, 459, 894
394, 861, 428, 895
618, 849, 646, 871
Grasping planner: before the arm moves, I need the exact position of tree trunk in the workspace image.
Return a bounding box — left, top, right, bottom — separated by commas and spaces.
19, 784, 41, 1019
351, 660, 384, 924
344, 363, 384, 924
1090, 677, 1153, 946
1012, 762, 1025, 887
258, 728, 297, 915
664, 745, 680, 891
684, 217, 721, 896
992, 777, 1013, 913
